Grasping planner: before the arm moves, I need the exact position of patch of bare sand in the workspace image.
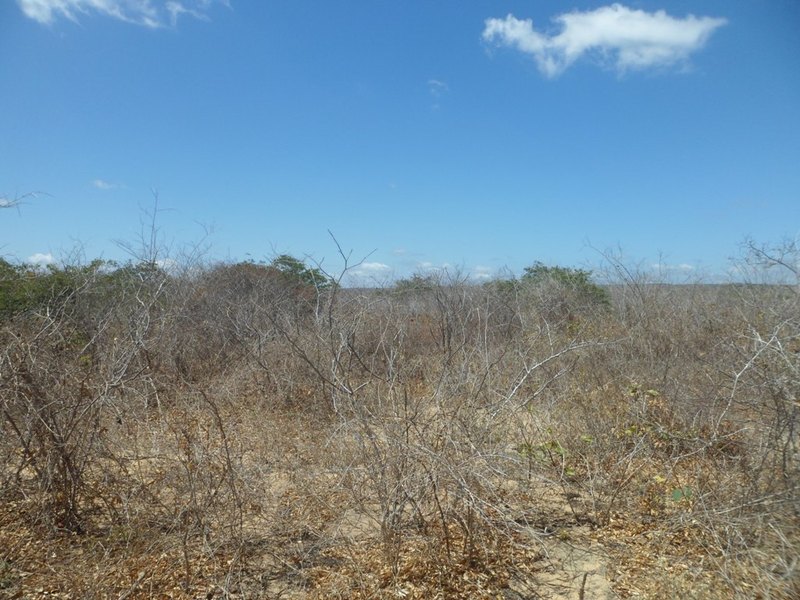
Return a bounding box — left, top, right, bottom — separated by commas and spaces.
501, 477, 617, 599
531, 526, 616, 599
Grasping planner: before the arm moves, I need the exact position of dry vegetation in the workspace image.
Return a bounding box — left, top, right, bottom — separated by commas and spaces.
0, 240, 798, 599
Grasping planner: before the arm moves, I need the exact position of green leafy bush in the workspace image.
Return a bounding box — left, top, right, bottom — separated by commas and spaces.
0, 259, 104, 321
521, 261, 610, 310
393, 273, 438, 294
270, 254, 332, 289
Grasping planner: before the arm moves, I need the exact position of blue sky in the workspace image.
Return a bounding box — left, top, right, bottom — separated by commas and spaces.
1, 1, 798, 283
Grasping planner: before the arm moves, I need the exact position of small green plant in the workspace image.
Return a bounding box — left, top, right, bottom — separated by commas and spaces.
518, 436, 576, 478
671, 486, 693, 502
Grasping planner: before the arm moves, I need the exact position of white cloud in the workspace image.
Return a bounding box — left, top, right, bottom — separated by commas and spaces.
418, 261, 452, 273
155, 257, 179, 271
651, 262, 695, 272
356, 261, 391, 274
349, 261, 391, 278
472, 265, 493, 281
17, 0, 226, 28
346, 261, 392, 285
92, 178, 118, 190
482, 4, 726, 77
27, 252, 56, 267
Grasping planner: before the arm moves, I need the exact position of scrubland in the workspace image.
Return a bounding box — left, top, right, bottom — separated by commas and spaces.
0, 242, 797, 599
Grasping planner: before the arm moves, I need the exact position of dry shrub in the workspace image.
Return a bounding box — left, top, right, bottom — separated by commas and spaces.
1, 243, 798, 598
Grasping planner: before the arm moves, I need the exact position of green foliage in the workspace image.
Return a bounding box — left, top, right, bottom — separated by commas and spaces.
482, 277, 519, 296
0, 259, 26, 318
393, 273, 438, 293
521, 261, 610, 308
517, 436, 578, 478
671, 486, 693, 502
0, 258, 121, 322
0, 258, 72, 320
270, 254, 332, 289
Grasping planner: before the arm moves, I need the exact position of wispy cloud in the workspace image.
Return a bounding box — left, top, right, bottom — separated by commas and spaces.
418, 261, 452, 273
427, 79, 449, 110
472, 266, 493, 281
155, 257, 179, 272
346, 261, 392, 285
92, 178, 119, 190
427, 79, 449, 97
651, 262, 695, 272
27, 252, 56, 267
351, 261, 391, 276
17, 0, 227, 28
165, 1, 210, 26
482, 4, 726, 77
